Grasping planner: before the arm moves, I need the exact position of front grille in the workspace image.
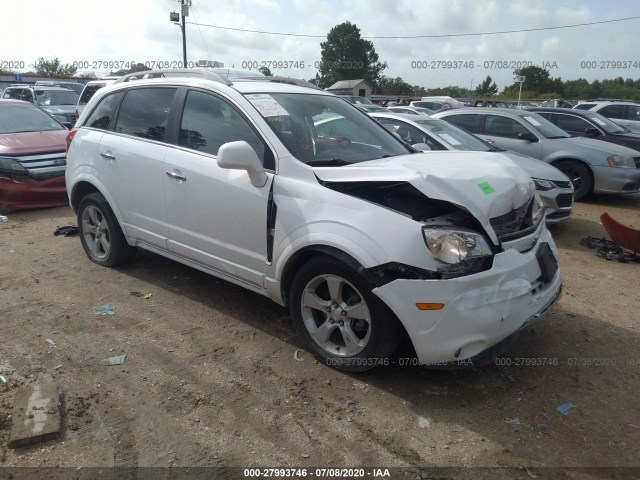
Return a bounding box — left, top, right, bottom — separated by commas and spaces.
554, 180, 573, 189
8, 151, 66, 179
490, 198, 534, 237
633, 157, 640, 169
556, 193, 574, 208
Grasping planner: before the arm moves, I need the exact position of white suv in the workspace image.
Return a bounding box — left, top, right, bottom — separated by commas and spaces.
574, 101, 640, 132
65, 71, 562, 371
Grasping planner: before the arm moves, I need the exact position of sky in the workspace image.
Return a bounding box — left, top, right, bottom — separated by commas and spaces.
2, 0, 640, 91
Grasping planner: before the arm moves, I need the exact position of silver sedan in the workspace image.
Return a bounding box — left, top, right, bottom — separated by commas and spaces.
370, 112, 574, 222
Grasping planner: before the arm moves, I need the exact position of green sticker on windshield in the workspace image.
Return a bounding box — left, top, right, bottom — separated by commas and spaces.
478, 182, 495, 194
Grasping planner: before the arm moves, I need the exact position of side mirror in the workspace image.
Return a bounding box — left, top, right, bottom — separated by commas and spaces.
517, 132, 539, 142
412, 143, 431, 151
585, 127, 600, 137
217, 141, 268, 187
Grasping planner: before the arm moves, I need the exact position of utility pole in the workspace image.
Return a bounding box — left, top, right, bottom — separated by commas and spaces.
516, 75, 525, 107
170, 1, 190, 68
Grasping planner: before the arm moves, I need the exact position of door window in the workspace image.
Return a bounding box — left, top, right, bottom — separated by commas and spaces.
555, 114, 593, 133
626, 105, 640, 121
484, 115, 529, 138
598, 104, 625, 119
443, 114, 479, 133
114, 88, 177, 141
178, 90, 268, 166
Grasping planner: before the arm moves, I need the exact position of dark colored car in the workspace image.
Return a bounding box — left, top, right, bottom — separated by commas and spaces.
530, 107, 640, 153
0, 100, 68, 213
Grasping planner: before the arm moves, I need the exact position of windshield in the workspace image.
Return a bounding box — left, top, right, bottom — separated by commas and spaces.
0, 104, 66, 133
34, 89, 79, 106
584, 111, 627, 134
413, 118, 493, 151
246, 93, 410, 166
520, 114, 571, 138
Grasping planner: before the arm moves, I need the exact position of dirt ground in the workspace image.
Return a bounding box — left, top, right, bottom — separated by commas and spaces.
1, 194, 639, 479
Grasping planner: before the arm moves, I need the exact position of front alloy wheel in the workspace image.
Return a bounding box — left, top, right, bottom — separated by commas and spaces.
290, 256, 401, 372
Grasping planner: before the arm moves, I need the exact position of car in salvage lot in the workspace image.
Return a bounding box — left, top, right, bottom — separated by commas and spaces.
0, 99, 68, 213
434, 108, 640, 200
530, 107, 640, 153
370, 111, 574, 222
65, 71, 562, 371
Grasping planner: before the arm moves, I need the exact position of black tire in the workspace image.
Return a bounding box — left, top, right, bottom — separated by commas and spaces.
77, 193, 136, 267
289, 255, 401, 372
554, 160, 593, 201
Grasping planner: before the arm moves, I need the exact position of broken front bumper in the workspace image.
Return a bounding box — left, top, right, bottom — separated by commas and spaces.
372, 228, 562, 366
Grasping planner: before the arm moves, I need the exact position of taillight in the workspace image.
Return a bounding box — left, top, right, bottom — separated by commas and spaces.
66, 128, 79, 153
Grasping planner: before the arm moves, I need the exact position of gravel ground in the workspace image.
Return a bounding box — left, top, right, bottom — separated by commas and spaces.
1, 195, 639, 479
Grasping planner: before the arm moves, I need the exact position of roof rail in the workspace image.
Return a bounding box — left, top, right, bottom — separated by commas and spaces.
114, 69, 232, 86
234, 76, 321, 90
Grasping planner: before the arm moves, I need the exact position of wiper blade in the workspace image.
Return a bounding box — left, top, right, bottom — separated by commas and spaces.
306, 159, 351, 166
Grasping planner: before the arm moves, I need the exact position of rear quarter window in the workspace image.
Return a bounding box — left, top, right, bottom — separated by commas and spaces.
84, 91, 125, 130
79, 84, 106, 106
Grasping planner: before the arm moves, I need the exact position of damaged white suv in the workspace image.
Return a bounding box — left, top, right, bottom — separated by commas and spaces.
65, 70, 562, 371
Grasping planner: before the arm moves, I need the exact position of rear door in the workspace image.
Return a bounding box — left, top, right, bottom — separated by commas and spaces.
623, 104, 640, 132
96, 86, 178, 248
479, 114, 543, 159
163, 88, 274, 288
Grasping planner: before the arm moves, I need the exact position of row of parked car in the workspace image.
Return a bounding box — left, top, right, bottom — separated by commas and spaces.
0, 68, 637, 372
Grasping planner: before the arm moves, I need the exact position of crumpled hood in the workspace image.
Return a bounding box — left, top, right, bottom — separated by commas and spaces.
314, 151, 534, 236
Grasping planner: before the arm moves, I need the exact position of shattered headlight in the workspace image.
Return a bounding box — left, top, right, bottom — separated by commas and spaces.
423, 227, 493, 268
531, 194, 545, 225
607, 155, 635, 168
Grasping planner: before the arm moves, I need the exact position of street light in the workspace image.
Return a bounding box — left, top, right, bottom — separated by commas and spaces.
516, 75, 525, 107
170, 0, 190, 68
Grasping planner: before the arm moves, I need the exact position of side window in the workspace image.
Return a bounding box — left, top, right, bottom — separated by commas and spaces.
598, 105, 625, 119
85, 91, 125, 130
3, 89, 22, 100
22, 89, 34, 103
626, 105, 640, 121
484, 115, 528, 138
444, 114, 479, 133
114, 88, 177, 141
178, 90, 268, 165
555, 114, 592, 133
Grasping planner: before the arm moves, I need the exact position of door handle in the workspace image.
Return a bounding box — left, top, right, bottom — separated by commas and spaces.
165, 170, 187, 182
100, 152, 115, 160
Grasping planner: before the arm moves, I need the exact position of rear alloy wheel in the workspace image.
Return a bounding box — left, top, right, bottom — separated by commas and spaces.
77, 193, 136, 267
290, 256, 400, 372
555, 160, 592, 200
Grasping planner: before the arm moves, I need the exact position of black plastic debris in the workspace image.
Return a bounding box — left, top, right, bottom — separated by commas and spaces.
580, 236, 640, 263
53, 225, 79, 237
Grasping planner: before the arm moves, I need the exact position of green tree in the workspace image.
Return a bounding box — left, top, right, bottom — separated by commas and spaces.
377, 76, 419, 95
475, 75, 498, 96
502, 66, 563, 96
258, 66, 273, 76
33, 57, 78, 78
111, 63, 148, 76
317, 21, 386, 88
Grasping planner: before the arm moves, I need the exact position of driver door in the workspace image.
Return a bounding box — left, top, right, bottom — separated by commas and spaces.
164, 89, 274, 288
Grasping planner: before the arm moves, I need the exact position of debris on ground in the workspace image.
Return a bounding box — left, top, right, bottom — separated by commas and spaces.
9, 383, 61, 448
144, 293, 153, 299
101, 355, 127, 366
0, 215, 8, 222
53, 225, 79, 237
45, 339, 55, 347
556, 402, 576, 416
293, 350, 304, 362
95, 305, 116, 316
0, 375, 7, 384
580, 236, 640, 263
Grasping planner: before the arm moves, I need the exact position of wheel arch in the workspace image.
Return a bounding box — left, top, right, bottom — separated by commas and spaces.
549, 157, 594, 194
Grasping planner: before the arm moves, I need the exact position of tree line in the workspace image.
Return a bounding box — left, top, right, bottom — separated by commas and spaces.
3, 22, 640, 101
